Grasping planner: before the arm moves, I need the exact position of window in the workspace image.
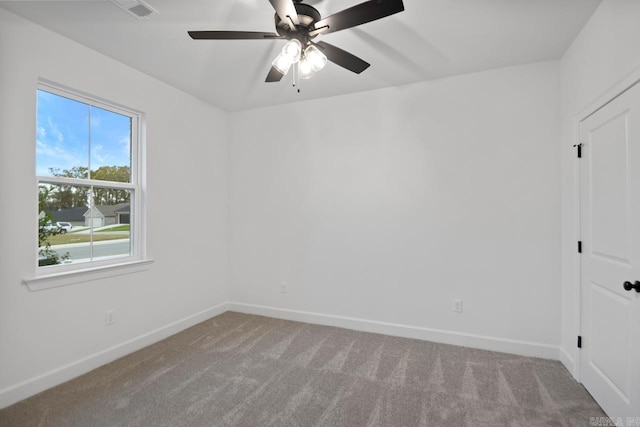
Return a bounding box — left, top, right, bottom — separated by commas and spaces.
35, 82, 145, 279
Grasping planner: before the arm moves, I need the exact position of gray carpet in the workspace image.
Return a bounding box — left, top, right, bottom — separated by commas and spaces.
0, 312, 605, 426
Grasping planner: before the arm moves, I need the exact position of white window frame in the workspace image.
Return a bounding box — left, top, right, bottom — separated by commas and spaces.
25, 80, 151, 291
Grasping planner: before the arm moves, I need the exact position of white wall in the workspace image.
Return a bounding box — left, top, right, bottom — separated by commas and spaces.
560, 0, 640, 375
7, 0, 615, 407
0, 9, 229, 407
229, 61, 562, 357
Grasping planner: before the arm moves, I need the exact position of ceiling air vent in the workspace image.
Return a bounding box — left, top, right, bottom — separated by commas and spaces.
109, 0, 158, 20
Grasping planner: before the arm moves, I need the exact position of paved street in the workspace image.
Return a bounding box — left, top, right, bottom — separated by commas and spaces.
49, 239, 131, 262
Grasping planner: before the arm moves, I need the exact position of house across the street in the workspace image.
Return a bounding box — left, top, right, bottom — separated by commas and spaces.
42, 207, 87, 227
83, 204, 130, 227
41, 204, 130, 228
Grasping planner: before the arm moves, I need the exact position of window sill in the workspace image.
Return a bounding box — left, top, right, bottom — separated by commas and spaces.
23, 259, 154, 291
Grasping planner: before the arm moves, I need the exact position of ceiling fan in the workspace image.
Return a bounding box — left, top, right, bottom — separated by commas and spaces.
188, 0, 405, 84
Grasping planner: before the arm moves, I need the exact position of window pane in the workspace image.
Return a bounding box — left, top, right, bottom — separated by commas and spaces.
38, 184, 132, 267
87, 189, 132, 261
36, 84, 139, 272
39, 181, 90, 211
90, 106, 132, 183
39, 183, 90, 266
36, 90, 89, 178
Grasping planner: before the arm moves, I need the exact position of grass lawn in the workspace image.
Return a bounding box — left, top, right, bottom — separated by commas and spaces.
47, 232, 129, 245
96, 225, 130, 232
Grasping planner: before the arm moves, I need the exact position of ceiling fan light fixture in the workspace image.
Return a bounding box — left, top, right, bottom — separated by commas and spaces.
304, 45, 327, 72
298, 45, 328, 79
272, 55, 293, 75
272, 39, 302, 75
282, 39, 302, 60
298, 59, 315, 79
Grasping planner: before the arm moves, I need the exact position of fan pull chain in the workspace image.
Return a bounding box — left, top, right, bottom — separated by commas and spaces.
292, 62, 301, 93
293, 62, 298, 92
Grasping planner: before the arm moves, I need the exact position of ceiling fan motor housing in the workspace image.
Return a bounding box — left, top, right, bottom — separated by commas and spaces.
275, 2, 321, 43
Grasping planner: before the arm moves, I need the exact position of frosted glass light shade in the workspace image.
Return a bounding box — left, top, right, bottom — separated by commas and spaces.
282, 39, 302, 61
298, 59, 314, 79
298, 45, 328, 79
304, 45, 327, 72
272, 39, 302, 76
273, 54, 294, 75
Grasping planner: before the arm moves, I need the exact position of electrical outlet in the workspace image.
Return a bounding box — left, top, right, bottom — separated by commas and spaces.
105, 310, 116, 325
280, 282, 287, 294
453, 299, 463, 313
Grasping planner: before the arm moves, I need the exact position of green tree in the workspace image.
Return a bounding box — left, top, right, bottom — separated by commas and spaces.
38, 186, 70, 266
48, 165, 131, 208
92, 165, 131, 205
91, 165, 129, 182
48, 166, 90, 208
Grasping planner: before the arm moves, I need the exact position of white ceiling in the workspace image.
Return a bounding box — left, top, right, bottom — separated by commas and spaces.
0, 0, 602, 111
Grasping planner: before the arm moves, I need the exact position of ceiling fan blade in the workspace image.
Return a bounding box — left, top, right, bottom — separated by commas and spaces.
311, 0, 404, 35
268, 0, 300, 27
314, 41, 370, 74
265, 66, 285, 82
188, 31, 283, 40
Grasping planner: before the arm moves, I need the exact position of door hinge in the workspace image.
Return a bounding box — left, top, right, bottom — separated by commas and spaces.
578, 241, 582, 253
578, 336, 582, 348
573, 143, 583, 158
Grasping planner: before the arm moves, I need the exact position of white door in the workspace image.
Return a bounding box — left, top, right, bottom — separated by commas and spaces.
580, 82, 640, 420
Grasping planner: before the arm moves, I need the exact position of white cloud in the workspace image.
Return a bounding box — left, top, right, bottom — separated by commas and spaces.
91, 114, 101, 128
91, 144, 108, 166
36, 139, 65, 159
119, 135, 131, 156
47, 117, 64, 143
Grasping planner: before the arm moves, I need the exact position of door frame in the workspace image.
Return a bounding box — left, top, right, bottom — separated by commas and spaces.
572, 67, 640, 382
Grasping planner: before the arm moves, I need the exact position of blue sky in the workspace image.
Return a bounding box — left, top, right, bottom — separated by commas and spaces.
36, 90, 131, 177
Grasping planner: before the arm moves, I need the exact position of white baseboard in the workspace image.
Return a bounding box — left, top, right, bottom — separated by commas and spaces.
228, 302, 561, 360
0, 302, 230, 410
560, 346, 578, 379
1, 301, 562, 409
